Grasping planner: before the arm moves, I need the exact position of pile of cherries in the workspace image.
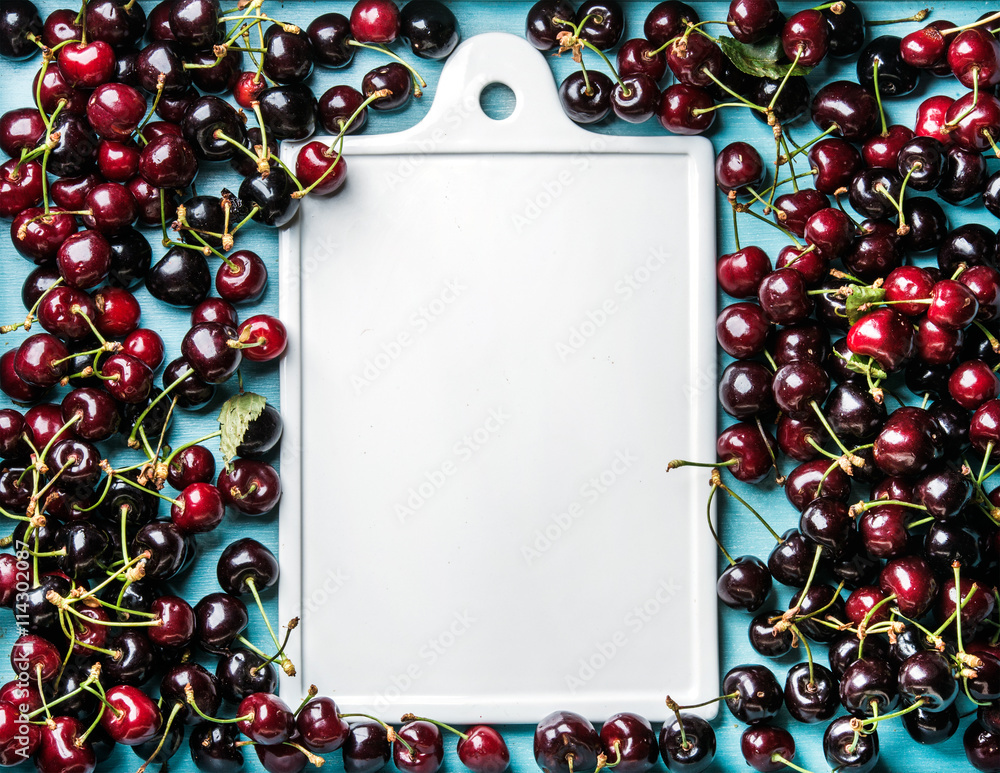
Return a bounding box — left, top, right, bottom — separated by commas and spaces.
0, 0, 496, 771
3, 0, 1000, 771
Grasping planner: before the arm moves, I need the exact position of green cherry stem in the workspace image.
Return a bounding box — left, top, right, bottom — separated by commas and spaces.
705, 483, 734, 566
339, 714, 413, 752
399, 714, 469, 741
126, 368, 195, 448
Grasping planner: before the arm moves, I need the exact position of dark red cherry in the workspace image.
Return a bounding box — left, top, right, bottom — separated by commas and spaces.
811, 80, 879, 141
558, 70, 613, 124
237, 692, 295, 745
58, 40, 116, 88
0, 107, 45, 157
525, 0, 575, 50
307, 12, 354, 68
533, 711, 601, 773
617, 38, 667, 81
351, 0, 401, 43
657, 83, 714, 135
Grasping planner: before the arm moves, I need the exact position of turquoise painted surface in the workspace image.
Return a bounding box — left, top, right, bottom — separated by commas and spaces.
0, 1, 994, 771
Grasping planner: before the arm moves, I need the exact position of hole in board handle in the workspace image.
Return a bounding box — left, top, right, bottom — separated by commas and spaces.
479, 82, 516, 120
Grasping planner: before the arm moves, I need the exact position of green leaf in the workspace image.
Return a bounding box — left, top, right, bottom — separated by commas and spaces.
845, 286, 886, 326
717, 35, 813, 81
218, 391, 267, 469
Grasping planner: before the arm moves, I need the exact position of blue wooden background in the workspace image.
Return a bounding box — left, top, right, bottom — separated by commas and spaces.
0, 1, 994, 771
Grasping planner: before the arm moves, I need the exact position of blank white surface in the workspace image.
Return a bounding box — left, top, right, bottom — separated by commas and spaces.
279, 33, 717, 723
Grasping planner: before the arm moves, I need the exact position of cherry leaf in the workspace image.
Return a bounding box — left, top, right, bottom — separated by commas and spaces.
218, 391, 266, 469
717, 35, 813, 80
845, 287, 887, 326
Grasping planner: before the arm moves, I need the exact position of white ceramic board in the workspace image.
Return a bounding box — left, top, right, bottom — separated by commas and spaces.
279, 32, 718, 723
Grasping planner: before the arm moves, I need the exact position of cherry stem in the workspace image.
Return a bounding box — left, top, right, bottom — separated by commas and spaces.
945, 71, 980, 131
111, 473, 178, 505
245, 577, 296, 676
293, 686, 319, 717
809, 401, 853, 458
699, 67, 763, 112
398, 714, 469, 741
81, 683, 124, 721
705, 483, 733, 565
161, 430, 222, 468
772, 756, 817, 773
135, 75, 165, 140
861, 698, 926, 728
791, 623, 815, 685
940, 11, 1000, 34
136, 702, 183, 773
856, 593, 897, 658
667, 458, 738, 471
850, 498, 926, 516
868, 8, 929, 25
734, 202, 803, 247
781, 125, 837, 164
714, 473, 782, 542
126, 368, 194, 448
785, 545, 824, 623
979, 442, 995, 485
339, 714, 413, 752
347, 39, 427, 90
0, 277, 63, 334
186, 685, 253, 724
250, 617, 299, 675
768, 49, 802, 115
731, 205, 741, 250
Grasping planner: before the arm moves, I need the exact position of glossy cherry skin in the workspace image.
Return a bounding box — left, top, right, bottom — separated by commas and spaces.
13, 333, 69, 388
617, 37, 667, 81
217, 537, 279, 596
783, 458, 850, 511
295, 697, 349, 754
0, 107, 45, 157
190, 723, 245, 772
534, 711, 601, 773
558, 70, 612, 124
351, 0, 401, 43
898, 650, 958, 712
458, 726, 511, 773
811, 80, 878, 141
880, 555, 939, 618
239, 168, 300, 227
170, 481, 225, 534
839, 657, 899, 718
393, 721, 445, 773
723, 664, 783, 724
259, 83, 319, 141
11, 206, 78, 264
938, 145, 988, 206
657, 84, 715, 135
658, 715, 714, 773
237, 692, 295, 746
945, 91, 1000, 154
180, 321, 240, 383
235, 315, 287, 362
716, 422, 777, 484
217, 459, 281, 516
728, 0, 779, 44
344, 721, 392, 773
182, 95, 245, 161
847, 308, 915, 373
101, 685, 162, 747
263, 24, 314, 84
168, 0, 220, 48
0, 158, 43, 218
857, 35, 919, 97
717, 246, 771, 298
33, 283, 95, 341
58, 40, 116, 89
146, 247, 211, 307
86, 83, 147, 141
193, 591, 248, 655
949, 27, 1000, 88
216, 647, 277, 705
740, 725, 795, 772
862, 123, 914, 168
758, 268, 813, 324
808, 138, 863, 194
949, 360, 1000, 409
823, 716, 878, 772
35, 716, 95, 773
717, 555, 771, 612
307, 12, 354, 68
